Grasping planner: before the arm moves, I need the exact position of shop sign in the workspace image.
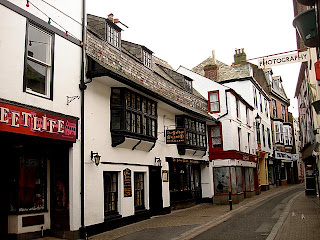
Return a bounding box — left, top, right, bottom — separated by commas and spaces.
123, 168, 132, 197
166, 129, 186, 144
0, 102, 77, 142
275, 151, 292, 161
258, 51, 309, 68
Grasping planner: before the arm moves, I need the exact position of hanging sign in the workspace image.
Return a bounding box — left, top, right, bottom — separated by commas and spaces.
166, 128, 186, 144
123, 168, 132, 197
258, 51, 309, 68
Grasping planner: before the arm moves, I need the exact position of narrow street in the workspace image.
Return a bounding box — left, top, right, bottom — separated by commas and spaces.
191, 186, 303, 240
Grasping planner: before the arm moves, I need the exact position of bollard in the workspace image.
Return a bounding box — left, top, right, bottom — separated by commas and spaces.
229, 190, 232, 211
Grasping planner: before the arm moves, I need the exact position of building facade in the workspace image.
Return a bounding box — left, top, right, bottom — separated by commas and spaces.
0, 0, 83, 239
83, 14, 215, 237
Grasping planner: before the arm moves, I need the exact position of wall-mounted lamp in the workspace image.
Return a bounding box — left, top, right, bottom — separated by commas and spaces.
155, 157, 161, 166
91, 151, 101, 166
255, 113, 261, 124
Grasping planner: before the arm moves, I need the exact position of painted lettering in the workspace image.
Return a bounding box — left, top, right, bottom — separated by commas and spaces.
22, 112, 32, 127
42, 116, 47, 130
11, 111, 20, 127
0, 107, 9, 123
48, 119, 56, 133
32, 116, 41, 131
57, 120, 64, 133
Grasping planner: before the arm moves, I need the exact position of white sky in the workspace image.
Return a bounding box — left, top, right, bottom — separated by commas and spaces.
87, 0, 301, 117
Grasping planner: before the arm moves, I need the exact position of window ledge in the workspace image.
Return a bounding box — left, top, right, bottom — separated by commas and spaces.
104, 213, 122, 222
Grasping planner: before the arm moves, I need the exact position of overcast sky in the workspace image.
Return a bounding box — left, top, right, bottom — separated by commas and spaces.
87, 0, 301, 117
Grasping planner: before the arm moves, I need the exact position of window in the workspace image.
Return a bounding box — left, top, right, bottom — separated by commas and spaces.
253, 87, 257, 108
262, 124, 266, 147
236, 99, 240, 119
9, 152, 46, 213
176, 116, 207, 149
104, 172, 118, 216
246, 107, 250, 125
267, 128, 271, 149
272, 100, 277, 118
248, 132, 251, 154
281, 105, 286, 121
259, 92, 263, 113
209, 124, 222, 150
208, 91, 220, 113
256, 122, 261, 145
134, 172, 144, 210
274, 122, 283, 144
111, 88, 157, 141
265, 100, 269, 118
107, 23, 120, 48
238, 128, 241, 151
25, 24, 53, 98
143, 50, 152, 69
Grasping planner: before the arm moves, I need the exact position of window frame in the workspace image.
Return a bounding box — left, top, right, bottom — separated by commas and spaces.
103, 171, 119, 217
272, 99, 277, 118
209, 123, 223, 151
208, 90, 220, 113
24, 22, 54, 99
143, 50, 152, 69
236, 99, 240, 119
106, 21, 121, 49
134, 172, 145, 211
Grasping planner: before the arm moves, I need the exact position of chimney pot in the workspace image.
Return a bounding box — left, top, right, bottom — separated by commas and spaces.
108, 13, 114, 22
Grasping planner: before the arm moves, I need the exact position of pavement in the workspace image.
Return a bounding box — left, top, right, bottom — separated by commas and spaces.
36, 183, 320, 240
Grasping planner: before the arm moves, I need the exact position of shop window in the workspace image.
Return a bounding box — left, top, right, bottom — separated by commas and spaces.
236, 167, 243, 193
214, 167, 230, 194
111, 88, 157, 141
24, 24, 53, 98
208, 90, 220, 113
244, 168, 255, 191
104, 172, 118, 217
134, 172, 145, 210
9, 154, 46, 213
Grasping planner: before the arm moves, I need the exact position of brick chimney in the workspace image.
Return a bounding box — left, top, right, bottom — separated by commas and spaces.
204, 50, 218, 81
233, 48, 247, 65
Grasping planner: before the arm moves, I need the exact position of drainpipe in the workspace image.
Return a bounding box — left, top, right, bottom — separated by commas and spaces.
79, 0, 87, 238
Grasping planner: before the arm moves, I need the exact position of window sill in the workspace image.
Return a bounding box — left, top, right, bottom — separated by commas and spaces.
9, 209, 49, 215
25, 89, 51, 100
104, 213, 122, 221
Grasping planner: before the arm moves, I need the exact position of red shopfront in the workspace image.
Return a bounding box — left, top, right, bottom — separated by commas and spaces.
0, 100, 78, 239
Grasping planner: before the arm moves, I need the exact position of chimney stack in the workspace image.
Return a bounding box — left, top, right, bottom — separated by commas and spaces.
204, 50, 218, 82
233, 48, 247, 65
108, 13, 114, 22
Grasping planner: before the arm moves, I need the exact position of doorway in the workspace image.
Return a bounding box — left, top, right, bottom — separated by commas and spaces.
0, 151, 9, 239
50, 147, 70, 231
149, 166, 163, 215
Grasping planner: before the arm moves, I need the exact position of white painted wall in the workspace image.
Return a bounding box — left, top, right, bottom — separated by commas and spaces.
0, 1, 82, 233
84, 78, 211, 226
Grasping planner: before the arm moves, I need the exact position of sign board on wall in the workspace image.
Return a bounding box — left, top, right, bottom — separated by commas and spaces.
0, 101, 77, 142
258, 51, 309, 68
123, 168, 132, 197
275, 151, 292, 161
166, 129, 186, 144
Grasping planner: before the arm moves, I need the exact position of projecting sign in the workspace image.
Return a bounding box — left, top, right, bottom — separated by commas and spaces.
275, 151, 292, 161
258, 51, 309, 68
166, 129, 186, 144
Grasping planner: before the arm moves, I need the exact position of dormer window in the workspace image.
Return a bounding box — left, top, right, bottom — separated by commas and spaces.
107, 22, 120, 48
143, 50, 152, 69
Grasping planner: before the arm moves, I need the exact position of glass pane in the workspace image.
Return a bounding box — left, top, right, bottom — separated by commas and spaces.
28, 25, 51, 64
111, 89, 121, 105
26, 60, 47, 95
136, 96, 141, 110
111, 109, 121, 130
131, 93, 136, 109
210, 92, 218, 101
236, 167, 243, 193
231, 167, 237, 194
126, 111, 131, 131
125, 91, 131, 107
214, 167, 230, 194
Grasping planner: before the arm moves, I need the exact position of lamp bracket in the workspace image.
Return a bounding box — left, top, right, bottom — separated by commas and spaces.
67, 96, 80, 105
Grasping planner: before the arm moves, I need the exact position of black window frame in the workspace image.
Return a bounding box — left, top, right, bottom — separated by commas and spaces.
134, 172, 145, 211
110, 88, 158, 142
103, 171, 119, 217
23, 21, 54, 100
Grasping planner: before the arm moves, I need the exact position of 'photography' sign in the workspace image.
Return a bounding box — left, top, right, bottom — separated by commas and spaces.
258, 51, 309, 68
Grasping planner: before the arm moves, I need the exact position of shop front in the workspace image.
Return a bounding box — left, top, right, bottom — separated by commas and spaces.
166, 157, 205, 210
274, 151, 293, 186
0, 101, 78, 239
